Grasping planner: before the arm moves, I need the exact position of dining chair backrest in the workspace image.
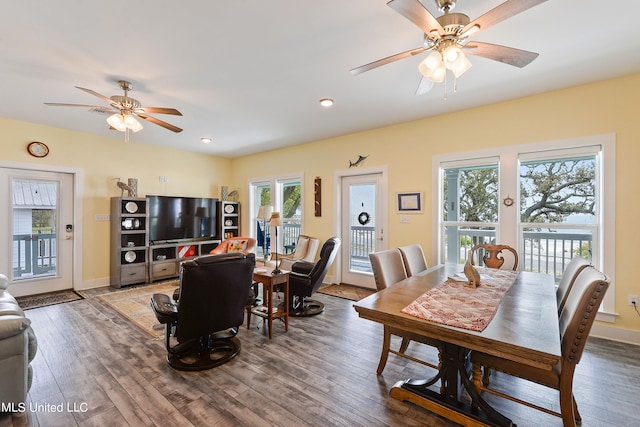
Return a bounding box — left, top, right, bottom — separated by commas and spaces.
559, 266, 609, 366
470, 244, 518, 270
398, 244, 428, 277
556, 256, 591, 315
369, 249, 407, 291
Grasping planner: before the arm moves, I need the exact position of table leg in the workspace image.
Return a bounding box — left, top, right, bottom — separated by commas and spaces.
266, 282, 273, 339
283, 278, 289, 332
390, 343, 515, 427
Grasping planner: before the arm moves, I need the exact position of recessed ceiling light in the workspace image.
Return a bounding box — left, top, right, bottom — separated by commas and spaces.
319, 98, 334, 107
200, 137, 212, 143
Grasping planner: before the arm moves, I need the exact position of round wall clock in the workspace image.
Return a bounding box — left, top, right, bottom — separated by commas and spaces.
27, 141, 49, 158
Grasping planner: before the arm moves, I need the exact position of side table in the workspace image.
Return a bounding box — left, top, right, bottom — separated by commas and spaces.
247, 269, 289, 339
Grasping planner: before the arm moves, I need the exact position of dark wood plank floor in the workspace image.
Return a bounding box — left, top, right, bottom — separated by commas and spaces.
2, 287, 639, 426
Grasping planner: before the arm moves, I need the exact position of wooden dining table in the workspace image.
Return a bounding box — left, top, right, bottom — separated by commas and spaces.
353, 263, 561, 427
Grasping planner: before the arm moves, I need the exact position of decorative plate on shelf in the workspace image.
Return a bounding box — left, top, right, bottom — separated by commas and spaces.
124, 251, 136, 263
225, 219, 233, 226
224, 204, 235, 214
125, 201, 138, 213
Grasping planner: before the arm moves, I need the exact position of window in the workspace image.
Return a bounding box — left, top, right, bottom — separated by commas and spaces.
441, 158, 499, 264
433, 135, 615, 318
249, 173, 304, 259
519, 151, 598, 279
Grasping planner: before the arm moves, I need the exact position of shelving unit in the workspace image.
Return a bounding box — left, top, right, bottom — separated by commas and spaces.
110, 197, 149, 288
220, 201, 240, 239
110, 198, 241, 284
148, 239, 220, 282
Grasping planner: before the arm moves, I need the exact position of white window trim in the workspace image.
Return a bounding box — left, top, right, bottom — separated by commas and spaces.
432, 134, 616, 320
248, 172, 305, 240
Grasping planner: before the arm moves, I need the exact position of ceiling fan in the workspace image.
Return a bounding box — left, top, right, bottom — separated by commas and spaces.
351, 0, 548, 95
45, 80, 183, 134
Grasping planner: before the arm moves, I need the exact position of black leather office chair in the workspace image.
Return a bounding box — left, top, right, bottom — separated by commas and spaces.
287, 237, 341, 317
151, 252, 255, 371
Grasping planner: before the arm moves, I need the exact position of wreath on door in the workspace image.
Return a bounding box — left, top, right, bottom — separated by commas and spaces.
358, 211, 371, 226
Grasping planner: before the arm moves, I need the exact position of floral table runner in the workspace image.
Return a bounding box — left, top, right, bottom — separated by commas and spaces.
401, 268, 519, 332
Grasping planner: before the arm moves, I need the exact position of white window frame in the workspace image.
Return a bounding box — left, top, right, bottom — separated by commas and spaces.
248, 172, 305, 251
432, 134, 616, 321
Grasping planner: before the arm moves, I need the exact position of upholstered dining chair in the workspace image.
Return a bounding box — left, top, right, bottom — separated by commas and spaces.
150, 252, 255, 371
470, 266, 609, 427
469, 243, 518, 270
556, 256, 590, 315
398, 244, 428, 277
369, 249, 442, 376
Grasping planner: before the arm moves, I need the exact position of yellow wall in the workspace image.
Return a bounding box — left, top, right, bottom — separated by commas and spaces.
229, 74, 640, 334
2, 73, 639, 335
1, 118, 232, 285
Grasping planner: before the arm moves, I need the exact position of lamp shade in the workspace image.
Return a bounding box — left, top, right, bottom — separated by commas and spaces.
270, 212, 283, 227
257, 205, 273, 220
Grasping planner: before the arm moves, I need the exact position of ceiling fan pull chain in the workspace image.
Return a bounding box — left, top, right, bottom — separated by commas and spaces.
443, 72, 448, 100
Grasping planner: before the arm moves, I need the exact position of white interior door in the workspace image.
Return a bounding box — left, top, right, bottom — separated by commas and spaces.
340, 173, 385, 288
0, 168, 74, 297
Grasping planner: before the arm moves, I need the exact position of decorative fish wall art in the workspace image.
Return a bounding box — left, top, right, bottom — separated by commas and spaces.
349, 155, 369, 168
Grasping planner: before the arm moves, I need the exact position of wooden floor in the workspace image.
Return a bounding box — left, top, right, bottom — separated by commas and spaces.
2, 287, 639, 427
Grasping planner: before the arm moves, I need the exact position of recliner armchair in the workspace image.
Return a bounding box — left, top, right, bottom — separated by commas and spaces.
287, 237, 341, 316
151, 252, 255, 371
0, 274, 37, 406
272, 234, 320, 271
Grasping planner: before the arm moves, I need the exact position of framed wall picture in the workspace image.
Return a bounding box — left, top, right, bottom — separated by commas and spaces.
397, 192, 423, 213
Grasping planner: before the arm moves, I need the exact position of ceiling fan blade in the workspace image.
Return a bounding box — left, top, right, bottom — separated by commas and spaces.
351, 46, 426, 75
388, 0, 444, 35
44, 102, 115, 109
415, 77, 434, 95
464, 41, 539, 68
75, 86, 117, 106
461, 0, 547, 37
136, 113, 183, 133
137, 107, 183, 116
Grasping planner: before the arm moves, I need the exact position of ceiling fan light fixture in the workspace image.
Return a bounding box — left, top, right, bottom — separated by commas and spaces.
107, 113, 127, 132
124, 113, 143, 132
419, 52, 446, 82
450, 54, 472, 78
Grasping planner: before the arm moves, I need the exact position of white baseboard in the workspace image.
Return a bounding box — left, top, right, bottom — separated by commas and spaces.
590, 323, 640, 346
77, 277, 110, 291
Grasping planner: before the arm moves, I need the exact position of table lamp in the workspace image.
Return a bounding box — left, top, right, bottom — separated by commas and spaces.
270, 212, 283, 274
257, 205, 273, 261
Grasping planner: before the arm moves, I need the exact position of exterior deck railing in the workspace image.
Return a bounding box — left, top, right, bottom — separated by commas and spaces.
452, 228, 592, 282
345, 226, 592, 280
12, 233, 57, 278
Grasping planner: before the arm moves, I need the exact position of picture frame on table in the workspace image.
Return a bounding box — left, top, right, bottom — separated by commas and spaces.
396, 192, 423, 213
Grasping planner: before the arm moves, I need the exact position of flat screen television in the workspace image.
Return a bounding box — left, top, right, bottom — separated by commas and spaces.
147, 195, 219, 244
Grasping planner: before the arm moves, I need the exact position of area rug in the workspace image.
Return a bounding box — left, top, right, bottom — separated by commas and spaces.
317, 284, 376, 301
16, 290, 84, 310
97, 281, 178, 338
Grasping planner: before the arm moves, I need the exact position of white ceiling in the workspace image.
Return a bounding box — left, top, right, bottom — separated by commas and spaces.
2, 1, 640, 158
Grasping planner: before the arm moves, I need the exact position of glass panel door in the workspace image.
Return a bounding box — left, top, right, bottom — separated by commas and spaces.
341, 173, 383, 288
0, 169, 74, 296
